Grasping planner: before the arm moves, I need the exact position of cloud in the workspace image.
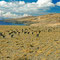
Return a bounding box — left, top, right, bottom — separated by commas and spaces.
3, 12, 19, 18
56, 2, 60, 6
0, 0, 56, 19
0, 12, 31, 18
37, 0, 55, 7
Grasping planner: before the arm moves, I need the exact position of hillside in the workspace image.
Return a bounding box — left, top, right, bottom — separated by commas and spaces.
3, 13, 60, 26
0, 13, 60, 60
31, 13, 60, 26
0, 25, 60, 60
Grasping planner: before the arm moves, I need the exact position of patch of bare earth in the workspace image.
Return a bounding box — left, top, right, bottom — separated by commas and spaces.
47, 23, 60, 27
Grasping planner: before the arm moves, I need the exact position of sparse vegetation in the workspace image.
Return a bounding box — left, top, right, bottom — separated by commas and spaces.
0, 25, 60, 60
0, 12, 60, 60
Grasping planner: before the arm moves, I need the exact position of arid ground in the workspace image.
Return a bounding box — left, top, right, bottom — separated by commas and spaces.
0, 25, 60, 60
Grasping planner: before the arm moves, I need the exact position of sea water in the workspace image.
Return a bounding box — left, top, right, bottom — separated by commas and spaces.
0, 21, 25, 25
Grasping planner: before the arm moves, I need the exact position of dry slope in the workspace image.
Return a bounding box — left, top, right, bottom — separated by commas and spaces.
0, 26, 60, 60
4, 13, 60, 26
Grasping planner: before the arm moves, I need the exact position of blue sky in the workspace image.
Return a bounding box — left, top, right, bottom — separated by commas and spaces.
21, 0, 60, 3
0, 0, 60, 3
0, 0, 60, 18
52, 0, 60, 3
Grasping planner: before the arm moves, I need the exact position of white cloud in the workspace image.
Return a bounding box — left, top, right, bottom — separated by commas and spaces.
3, 12, 19, 18
22, 14, 31, 17
56, 2, 60, 6
0, 0, 56, 19
0, 10, 4, 17
37, 0, 55, 7
0, 12, 31, 18
19, 1, 25, 5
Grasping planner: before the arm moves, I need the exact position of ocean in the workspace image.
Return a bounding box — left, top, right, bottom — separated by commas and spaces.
0, 21, 25, 25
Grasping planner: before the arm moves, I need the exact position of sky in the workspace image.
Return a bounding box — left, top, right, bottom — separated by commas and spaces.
0, 0, 60, 19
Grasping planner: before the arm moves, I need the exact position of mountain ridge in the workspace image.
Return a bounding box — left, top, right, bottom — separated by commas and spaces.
2, 13, 60, 26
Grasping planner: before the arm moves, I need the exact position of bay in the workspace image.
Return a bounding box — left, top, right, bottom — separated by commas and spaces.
0, 21, 25, 25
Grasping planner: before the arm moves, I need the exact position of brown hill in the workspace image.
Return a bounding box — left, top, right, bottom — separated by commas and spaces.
4, 13, 60, 26
31, 13, 60, 27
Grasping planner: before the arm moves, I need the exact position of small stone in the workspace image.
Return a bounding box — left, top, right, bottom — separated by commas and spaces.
6, 56, 10, 58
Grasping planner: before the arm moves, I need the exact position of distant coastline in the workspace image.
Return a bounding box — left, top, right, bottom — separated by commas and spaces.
0, 20, 25, 25
0, 13, 60, 26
